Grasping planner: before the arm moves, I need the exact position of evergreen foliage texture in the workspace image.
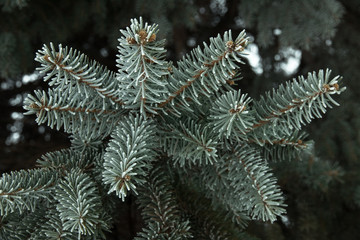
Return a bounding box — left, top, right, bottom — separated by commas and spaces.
0, 16, 346, 239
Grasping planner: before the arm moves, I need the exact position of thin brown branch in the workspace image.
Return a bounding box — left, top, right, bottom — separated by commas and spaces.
247, 138, 307, 148
30, 101, 117, 115
0, 182, 55, 196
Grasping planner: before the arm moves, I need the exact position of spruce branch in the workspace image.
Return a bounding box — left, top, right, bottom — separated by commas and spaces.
0, 0, 28, 11
241, 128, 310, 161
158, 30, 248, 113
248, 69, 345, 138
209, 89, 254, 139
102, 114, 157, 200
117, 17, 170, 116
249, 131, 311, 162
135, 164, 192, 239
70, 133, 106, 152
175, 178, 250, 239
36, 149, 99, 174
232, 146, 286, 222
23, 88, 122, 136
36, 208, 79, 239
0, 213, 24, 239
55, 170, 109, 238
0, 204, 49, 240
36, 43, 123, 107
161, 119, 218, 166
0, 169, 57, 216
200, 147, 286, 223
8, 16, 346, 238
135, 221, 191, 240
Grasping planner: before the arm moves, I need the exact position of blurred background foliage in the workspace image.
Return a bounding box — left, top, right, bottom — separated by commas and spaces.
0, 0, 359, 239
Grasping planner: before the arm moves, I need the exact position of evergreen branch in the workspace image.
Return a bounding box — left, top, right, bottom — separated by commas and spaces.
36, 209, 79, 239
254, 140, 312, 162
117, 17, 169, 116
27, 96, 116, 115
298, 157, 344, 192
36, 149, 99, 174
70, 133, 105, 152
236, 118, 311, 161
248, 138, 307, 148
138, 168, 179, 224
199, 147, 286, 223
55, 170, 109, 237
232, 146, 286, 222
135, 221, 191, 240
0, 213, 24, 239
246, 130, 310, 161
192, 155, 256, 228
0, 169, 57, 216
175, 178, 250, 239
36, 43, 123, 106
161, 119, 218, 166
247, 69, 345, 136
102, 114, 157, 200
209, 89, 254, 139
0, 204, 48, 240
23, 88, 122, 136
158, 30, 248, 111
135, 164, 192, 239
4, 16, 347, 238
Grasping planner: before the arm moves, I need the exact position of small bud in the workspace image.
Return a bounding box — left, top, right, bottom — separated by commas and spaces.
148, 33, 156, 43
126, 37, 136, 44
29, 103, 39, 110
227, 80, 235, 85
226, 40, 235, 51
138, 29, 148, 43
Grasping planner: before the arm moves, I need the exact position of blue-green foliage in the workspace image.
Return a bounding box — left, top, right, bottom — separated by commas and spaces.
199, 145, 286, 223
117, 18, 170, 115
0, 169, 57, 216
209, 89, 254, 139
135, 164, 192, 239
252, 69, 344, 135
55, 170, 110, 237
163, 30, 248, 115
102, 114, 157, 200
0, 17, 345, 238
35, 43, 121, 106
160, 118, 219, 166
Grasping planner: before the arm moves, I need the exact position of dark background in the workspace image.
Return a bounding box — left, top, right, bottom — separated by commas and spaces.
1, 0, 360, 239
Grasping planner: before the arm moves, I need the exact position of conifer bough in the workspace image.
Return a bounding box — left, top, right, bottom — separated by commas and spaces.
0, 18, 345, 239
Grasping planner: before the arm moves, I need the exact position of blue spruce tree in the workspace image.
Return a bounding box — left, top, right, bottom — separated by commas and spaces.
0, 17, 345, 239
